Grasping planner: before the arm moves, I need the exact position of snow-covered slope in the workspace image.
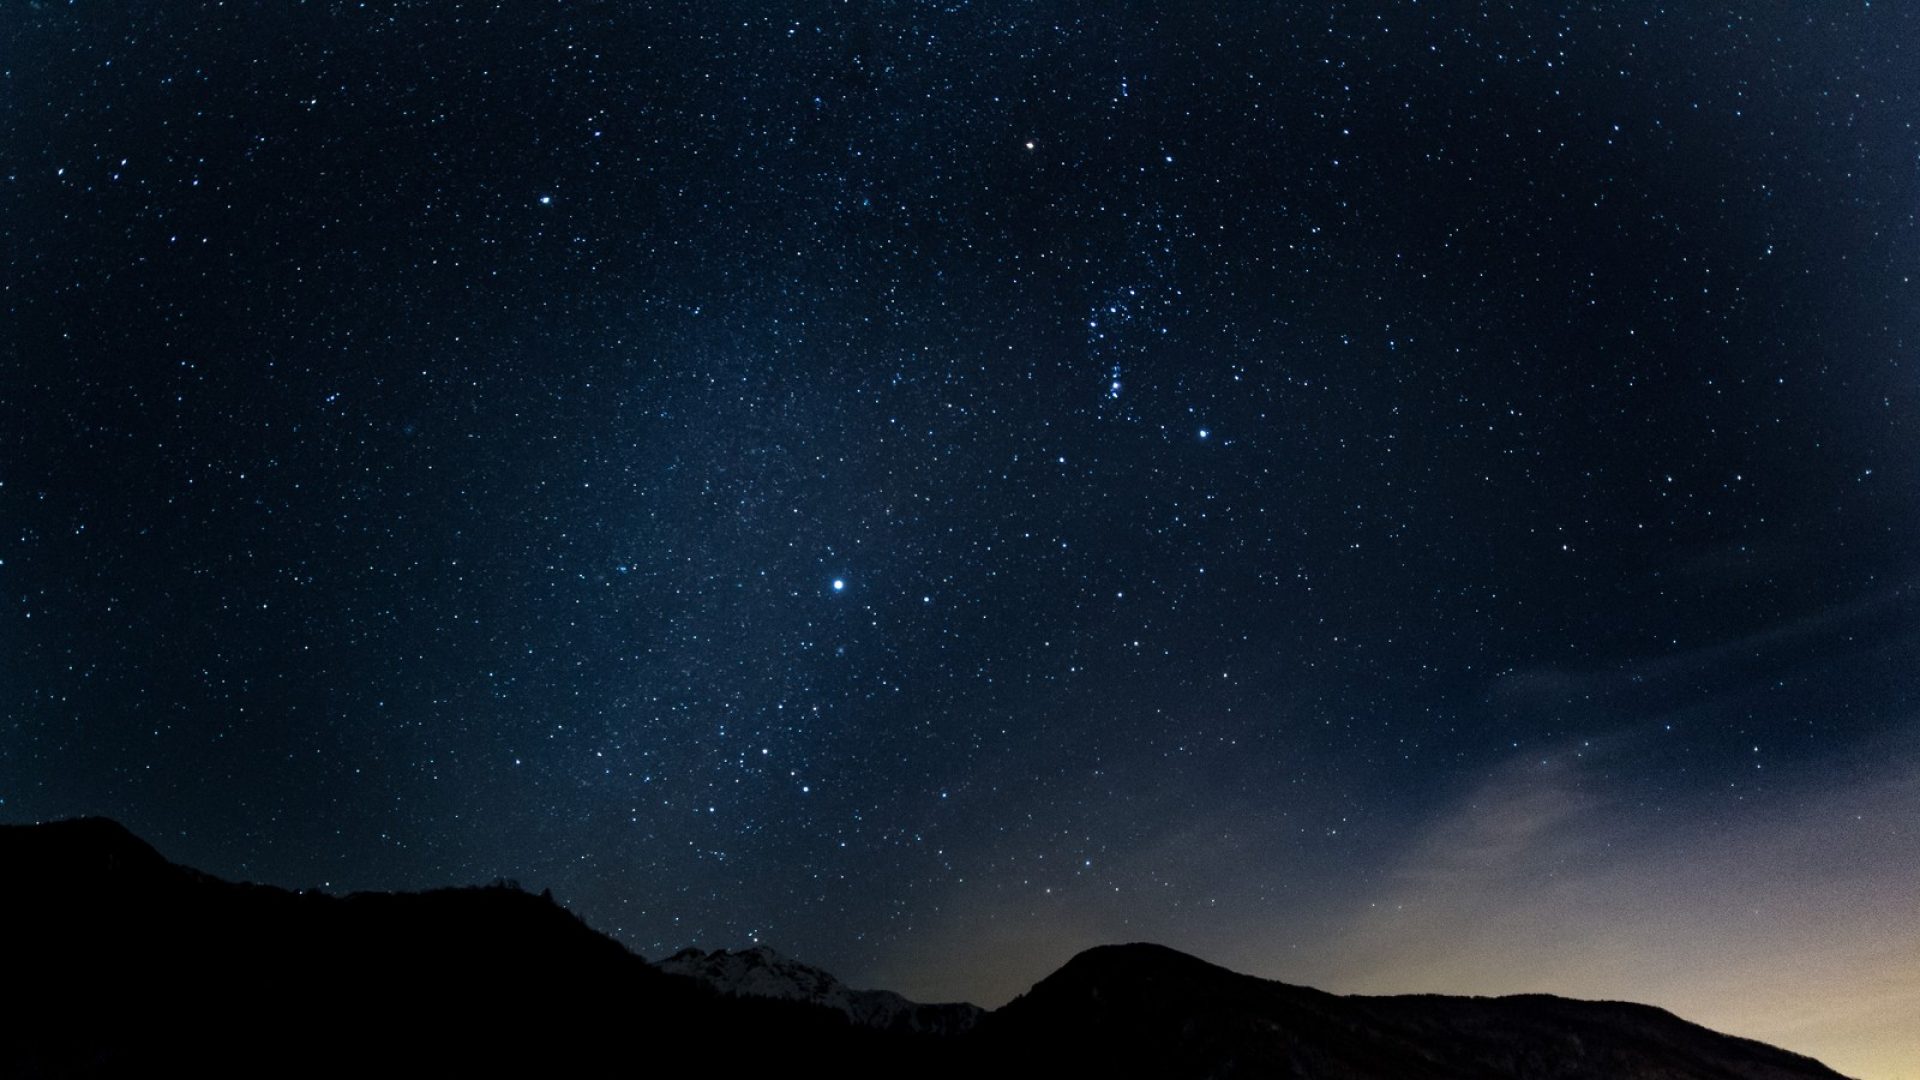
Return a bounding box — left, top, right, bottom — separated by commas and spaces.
656, 945, 982, 1035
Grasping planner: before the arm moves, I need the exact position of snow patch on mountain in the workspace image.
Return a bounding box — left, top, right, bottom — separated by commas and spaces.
655, 946, 982, 1035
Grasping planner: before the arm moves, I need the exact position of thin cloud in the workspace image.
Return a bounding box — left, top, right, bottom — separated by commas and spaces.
1318, 729, 1920, 1080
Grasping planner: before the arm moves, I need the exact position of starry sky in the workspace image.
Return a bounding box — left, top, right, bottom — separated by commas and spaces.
4, 4, 1917, 1076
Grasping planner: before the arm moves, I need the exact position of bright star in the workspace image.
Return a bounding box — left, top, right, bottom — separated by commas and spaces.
832, 579, 845, 591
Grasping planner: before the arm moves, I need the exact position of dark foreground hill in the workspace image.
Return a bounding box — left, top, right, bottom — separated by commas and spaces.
0, 817, 920, 1078
987, 943, 1850, 1080
0, 818, 1852, 1080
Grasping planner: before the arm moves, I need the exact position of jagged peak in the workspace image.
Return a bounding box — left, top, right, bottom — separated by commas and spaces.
654, 942, 984, 1035
659, 943, 823, 976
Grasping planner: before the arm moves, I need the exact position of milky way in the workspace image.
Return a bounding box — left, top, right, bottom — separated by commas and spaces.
4, 6, 1916, 1076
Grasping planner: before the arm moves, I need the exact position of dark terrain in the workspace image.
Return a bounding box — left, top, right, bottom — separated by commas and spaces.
0, 818, 1852, 1079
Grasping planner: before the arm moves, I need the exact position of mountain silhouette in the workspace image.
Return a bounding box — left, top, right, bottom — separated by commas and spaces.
984, 942, 1849, 1079
1, 817, 925, 1078
0, 819, 1852, 1079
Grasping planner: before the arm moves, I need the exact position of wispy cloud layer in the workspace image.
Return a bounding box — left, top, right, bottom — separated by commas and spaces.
1313, 730, 1920, 1080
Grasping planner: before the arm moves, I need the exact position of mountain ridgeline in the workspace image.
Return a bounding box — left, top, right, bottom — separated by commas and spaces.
658, 944, 985, 1036
0, 818, 1851, 1079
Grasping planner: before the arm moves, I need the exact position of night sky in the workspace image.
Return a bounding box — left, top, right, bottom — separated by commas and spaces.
5, 4, 1917, 1076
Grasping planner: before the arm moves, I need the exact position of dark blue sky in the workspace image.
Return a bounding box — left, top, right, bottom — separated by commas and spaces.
4, 4, 1916, 1074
